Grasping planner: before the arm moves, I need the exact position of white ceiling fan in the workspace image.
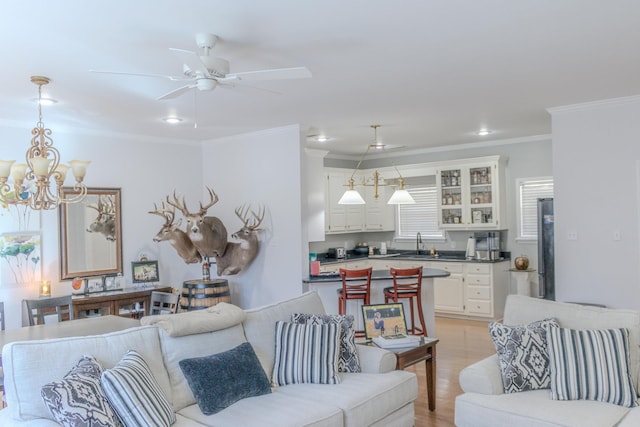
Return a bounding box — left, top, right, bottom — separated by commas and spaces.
90, 33, 312, 100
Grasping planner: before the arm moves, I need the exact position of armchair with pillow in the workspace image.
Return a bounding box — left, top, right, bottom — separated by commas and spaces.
455, 295, 640, 427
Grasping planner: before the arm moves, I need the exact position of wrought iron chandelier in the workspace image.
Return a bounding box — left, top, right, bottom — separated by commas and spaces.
0, 76, 90, 210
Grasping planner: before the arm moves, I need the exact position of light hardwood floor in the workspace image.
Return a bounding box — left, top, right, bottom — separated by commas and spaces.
412, 316, 495, 427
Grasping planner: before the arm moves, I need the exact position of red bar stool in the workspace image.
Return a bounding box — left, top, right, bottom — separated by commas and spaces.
384, 266, 427, 336
337, 267, 372, 338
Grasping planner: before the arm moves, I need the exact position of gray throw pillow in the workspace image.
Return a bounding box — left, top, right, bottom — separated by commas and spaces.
179, 342, 272, 415
292, 313, 361, 373
489, 318, 559, 393
41, 355, 121, 427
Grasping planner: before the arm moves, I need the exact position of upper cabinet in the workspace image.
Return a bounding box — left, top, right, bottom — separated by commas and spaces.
324, 169, 396, 234
325, 170, 364, 233
436, 156, 506, 229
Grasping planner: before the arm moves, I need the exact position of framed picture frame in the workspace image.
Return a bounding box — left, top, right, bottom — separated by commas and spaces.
0, 231, 42, 286
131, 260, 159, 284
361, 303, 408, 340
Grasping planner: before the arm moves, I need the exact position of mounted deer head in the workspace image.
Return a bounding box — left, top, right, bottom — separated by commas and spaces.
149, 201, 201, 264
214, 205, 265, 275
86, 195, 116, 241
167, 187, 228, 257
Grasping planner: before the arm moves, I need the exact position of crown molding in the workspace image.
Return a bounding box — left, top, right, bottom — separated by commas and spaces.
548, 94, 640, 115
325, 134, 551, 161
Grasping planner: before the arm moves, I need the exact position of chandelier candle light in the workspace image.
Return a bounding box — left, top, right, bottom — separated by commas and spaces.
338, 125, 415, 205
0, 76, 90, 210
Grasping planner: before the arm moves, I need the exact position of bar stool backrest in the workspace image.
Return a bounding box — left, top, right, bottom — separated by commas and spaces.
390, 266, 423, 293
339, 267, 373, 296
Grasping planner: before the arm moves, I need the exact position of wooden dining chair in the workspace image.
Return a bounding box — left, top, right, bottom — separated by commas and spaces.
149, 291, 180, 315
384, 266, 428, 336
337, 267, 373, 338
24, 295, 74, 326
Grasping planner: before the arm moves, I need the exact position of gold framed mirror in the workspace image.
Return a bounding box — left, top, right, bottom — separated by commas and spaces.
58, 187, 123, 280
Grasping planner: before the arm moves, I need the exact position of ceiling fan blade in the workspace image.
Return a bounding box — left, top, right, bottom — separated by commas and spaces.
168, 48, 209, 75
218, 81, 282, 95
223, 66, 311, 82
157, 84, 197, 100
89, 69, 187, 81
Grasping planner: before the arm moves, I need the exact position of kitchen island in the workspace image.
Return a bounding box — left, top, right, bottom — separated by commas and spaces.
303, 268, 450, 337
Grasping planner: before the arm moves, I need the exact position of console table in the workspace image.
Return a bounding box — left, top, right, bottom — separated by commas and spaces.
72, 286, 173, 319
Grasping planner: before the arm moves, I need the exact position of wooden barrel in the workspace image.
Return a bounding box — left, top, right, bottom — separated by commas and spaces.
180, 279, 230, 311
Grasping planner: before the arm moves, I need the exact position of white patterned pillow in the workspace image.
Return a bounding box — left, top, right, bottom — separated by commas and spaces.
41, 355, 121, 427
489, 318, 559, 393
548, 327, 638, 407
291, 313, 361, 373
101, 350, 175, 427
272, 321, 340, 386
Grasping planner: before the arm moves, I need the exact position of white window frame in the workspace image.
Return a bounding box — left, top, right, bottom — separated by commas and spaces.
395, 185, 445, 240
516, 177, 554, 241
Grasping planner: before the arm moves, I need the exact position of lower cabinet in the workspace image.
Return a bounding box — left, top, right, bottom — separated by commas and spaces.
432, 261, 509, 320
72, 286, 173, 319
433, 263, 465, 313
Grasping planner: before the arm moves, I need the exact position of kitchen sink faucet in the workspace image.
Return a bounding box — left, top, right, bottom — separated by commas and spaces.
416, 232, 422, 255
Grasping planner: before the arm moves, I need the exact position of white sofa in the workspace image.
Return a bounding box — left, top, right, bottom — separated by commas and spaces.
0, 291, 418, 427
455, 295, 640, 427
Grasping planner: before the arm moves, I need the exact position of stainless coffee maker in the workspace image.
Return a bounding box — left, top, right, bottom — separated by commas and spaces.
474, 231, 502, 260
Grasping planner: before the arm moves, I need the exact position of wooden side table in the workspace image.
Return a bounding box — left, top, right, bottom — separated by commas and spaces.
387, 337, 439, 411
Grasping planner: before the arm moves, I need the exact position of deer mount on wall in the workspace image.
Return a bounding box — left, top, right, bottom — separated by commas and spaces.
86, 195, 116, 241
149, 187, 264, 276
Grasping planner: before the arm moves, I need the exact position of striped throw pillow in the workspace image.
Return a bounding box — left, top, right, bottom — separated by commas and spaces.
272, 321, 341, 386
548, 327, 638, 408
101, 350, 176, 427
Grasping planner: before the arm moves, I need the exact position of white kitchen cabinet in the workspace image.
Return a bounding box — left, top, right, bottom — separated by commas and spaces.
431, 263, 465, 313
319, 259, 372, 273
362, 181, 396, 231
436, 156, 506, 229
431, 260, 509, 320
325, 171, 363, 233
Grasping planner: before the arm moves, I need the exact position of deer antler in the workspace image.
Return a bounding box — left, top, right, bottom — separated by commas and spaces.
149, 201, 175, 226
167, 190, 191, 216
249, 205, 265, 230
198, 186, 219, 215
235, 204, 265, 230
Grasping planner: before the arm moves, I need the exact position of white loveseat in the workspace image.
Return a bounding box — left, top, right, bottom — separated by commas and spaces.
455, 295, 640, 427
0, 291, 418, 427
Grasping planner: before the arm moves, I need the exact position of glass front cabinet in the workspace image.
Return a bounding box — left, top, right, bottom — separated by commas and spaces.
436, 156, 505, 229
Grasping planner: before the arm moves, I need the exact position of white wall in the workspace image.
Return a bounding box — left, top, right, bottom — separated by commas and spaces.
0, 125, 203, 328
201, 125, 304, 308
550, 96, 640, 309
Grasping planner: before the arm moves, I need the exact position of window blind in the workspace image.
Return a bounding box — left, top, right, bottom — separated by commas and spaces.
519, 178, 554, 239
397, 186, 444, 239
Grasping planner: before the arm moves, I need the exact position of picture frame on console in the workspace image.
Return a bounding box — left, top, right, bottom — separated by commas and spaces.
131, 260, 159, 284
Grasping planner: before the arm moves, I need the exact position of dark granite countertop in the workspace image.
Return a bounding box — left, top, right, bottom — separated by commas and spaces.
304, 268, 451, 283
315, 250, 510, 265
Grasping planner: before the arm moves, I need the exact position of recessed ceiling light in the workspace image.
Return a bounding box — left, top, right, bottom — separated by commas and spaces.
163, 117, 183, 124
32, 97, 57, 106
477, 129, 492, 136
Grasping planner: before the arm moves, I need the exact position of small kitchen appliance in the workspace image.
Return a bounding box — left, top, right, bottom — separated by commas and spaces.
465, 237, 476, 259
474, 231, 502, 260
327, 247, 346, 259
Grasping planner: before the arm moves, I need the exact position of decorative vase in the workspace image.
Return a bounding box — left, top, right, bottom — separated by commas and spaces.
514, 256, 529, 271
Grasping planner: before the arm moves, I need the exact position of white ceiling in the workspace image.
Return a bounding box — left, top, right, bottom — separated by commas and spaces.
1, 1, 639, 157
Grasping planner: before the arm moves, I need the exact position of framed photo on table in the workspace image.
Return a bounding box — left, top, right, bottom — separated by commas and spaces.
361, 303, 408, 340
131, 260, 159, 284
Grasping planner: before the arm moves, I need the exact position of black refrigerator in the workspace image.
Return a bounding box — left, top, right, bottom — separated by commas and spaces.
537, 198, 555, 300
